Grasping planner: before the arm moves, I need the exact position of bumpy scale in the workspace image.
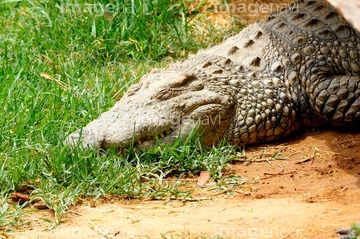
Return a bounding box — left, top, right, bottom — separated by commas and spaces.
66, 0, 360, 150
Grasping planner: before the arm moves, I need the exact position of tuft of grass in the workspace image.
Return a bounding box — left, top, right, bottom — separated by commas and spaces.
0, 195, 27, 230
134, 128, 240, 179
0, 0, 245, 231
350, 222, 360, 238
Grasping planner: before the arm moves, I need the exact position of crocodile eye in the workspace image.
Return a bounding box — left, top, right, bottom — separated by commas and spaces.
126, 83, 143, 96
156, 86, 173, 100
189, 80, 204, 91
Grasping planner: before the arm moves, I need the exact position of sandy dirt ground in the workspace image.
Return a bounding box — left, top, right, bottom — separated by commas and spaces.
7, 0, 360, 238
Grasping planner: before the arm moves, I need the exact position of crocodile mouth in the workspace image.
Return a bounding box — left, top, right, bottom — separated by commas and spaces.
131, 127, 175, 149
131, 103, 224, 149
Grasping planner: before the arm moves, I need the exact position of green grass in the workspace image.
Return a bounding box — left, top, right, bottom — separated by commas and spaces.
349, 223, 360, 239
0, 0, 245, 231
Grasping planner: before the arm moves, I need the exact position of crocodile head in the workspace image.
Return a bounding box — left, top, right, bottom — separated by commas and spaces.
66, 69, 234, 150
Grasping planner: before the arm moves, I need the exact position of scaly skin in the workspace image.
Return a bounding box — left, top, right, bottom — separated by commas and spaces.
66, 0, 360, 150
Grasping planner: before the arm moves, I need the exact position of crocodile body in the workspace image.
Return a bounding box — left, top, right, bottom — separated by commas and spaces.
66, 0, 360, 149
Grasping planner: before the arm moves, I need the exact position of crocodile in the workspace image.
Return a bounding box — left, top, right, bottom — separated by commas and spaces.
65, 0, 360, 150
